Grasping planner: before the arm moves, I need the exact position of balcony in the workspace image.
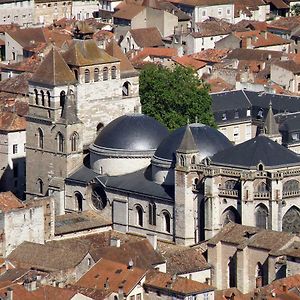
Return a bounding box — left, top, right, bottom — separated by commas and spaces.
253, 192, 270, 199
218, 189, 239, 198
282, 190, 300, 198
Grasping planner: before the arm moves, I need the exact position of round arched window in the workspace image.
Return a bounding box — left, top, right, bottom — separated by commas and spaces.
91, 186, 107, 210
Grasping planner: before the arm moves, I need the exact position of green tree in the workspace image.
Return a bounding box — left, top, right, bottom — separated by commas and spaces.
139, 64, 216, 131
291, 4, 300, 16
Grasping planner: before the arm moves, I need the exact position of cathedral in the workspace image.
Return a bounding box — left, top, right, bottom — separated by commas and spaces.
26, 31, 300, 246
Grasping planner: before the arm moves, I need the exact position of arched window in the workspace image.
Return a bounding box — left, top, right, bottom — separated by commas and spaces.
255, 204, 268, 229
258, 163, 264, 171
60, 91, 66, 107
40, 90, 45, 106
256, 182, 268, 193
149, 202, 156, 225
94, 68, 99, 82
47, 91, 51, 107
225, 180, 238, 190
57, 132, 64, 152
103, 67, 108, 81
162, 211, 171, 233
221, 207, 241, 226
135, 205, 143, 227
180, 155, 185, 166
122, 81, 131, 97
74, 69, 78, 80
75, 192, 83, 212
283, 180, 299, 193
282, 206, 300, 233
191, 155, 196, 164
70, 132, 79, 152
85, 69, 90, 83
37, 128, 44, 149
111, 66, 117, 79
34, 89, 38, 105
37, 178, 44, 194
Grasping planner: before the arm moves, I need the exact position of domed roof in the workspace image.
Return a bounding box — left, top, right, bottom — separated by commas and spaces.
94, 114, 169, 151
154, 123, 232, 161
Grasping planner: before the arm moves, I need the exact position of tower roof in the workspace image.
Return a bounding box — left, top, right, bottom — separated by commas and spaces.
63, 39, 119, 67
264, 101, 280, 135
177, 125, 198, 154
30, 48, 76, 86
59, 89, 81, 125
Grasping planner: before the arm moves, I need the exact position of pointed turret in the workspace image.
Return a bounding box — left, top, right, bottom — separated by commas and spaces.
60, 88, 81, 125
177, 125, 198, 153
30, 47, 77, 86
264, 101, 279, 135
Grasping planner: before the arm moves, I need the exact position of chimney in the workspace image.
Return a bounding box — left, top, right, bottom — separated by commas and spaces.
128, 259, 134, 269
23, 277, 38, 292
118, 285, 124, 300
283, 284, 287, 292
246, 37, 252, 49
146, 233, 157, 250
260, 30, 267, 39
104, 277, 110, 290
110, 238, 121, 247
6, 287, 13, 300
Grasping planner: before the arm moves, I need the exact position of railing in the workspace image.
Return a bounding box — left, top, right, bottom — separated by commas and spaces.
218, 189, 238, 197
253, 192, 270, 199
282, 190, 300, 198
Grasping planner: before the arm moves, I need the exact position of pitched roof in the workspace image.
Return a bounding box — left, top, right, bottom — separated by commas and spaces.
8, 241, 90, 271
0, 192, 24, 212
0, 72, 31, 96
129, 27, 164, 48
191, 49, 229, 63
172, 55, 207, 70
105, 39, 136, 74
0, 112, 26, 132
75, 258, 147, 295
144, 271, 214, 295
30, 48, 76, 86
59, 89, 81, 125
113, 3, 145, 20
212, 135, 300, 169
208, 222, 295, 252
63, 39, 118, 66
273, 60, 300, 74
225, 48, 282, 61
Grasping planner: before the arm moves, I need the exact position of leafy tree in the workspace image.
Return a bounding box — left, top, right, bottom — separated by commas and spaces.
139, 64, 216, 131
291, 4, 300, 16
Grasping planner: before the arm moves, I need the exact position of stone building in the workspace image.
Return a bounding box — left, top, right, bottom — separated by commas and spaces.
25, 30, 140, 204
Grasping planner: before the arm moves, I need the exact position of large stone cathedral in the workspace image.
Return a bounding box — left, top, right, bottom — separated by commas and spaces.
26, 30, 300, 246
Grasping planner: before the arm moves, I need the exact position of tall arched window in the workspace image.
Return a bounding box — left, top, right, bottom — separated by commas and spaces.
149, 202, 156, 225
255, 204, 268, 229
37, 128, 44, 149
85, 69, 90, 83
122, 81, 131, 97
37, 178, 44, 194
257, 182, 268, 193
103, 67, 108, 81
162, 211, 171, 233
40, 90, 45, 106
111, 66, 117, 79
135, 205, 143, 227
180, 155, 185, 166
47, 91, 51, 107
283, 180, 299, 194
34, 89, 38, 105
75, 192, 83, 212
57, 132, 64, 153
94, 68, 99, 82
282, 206, 300, 233
191, 155, 196, 164
221, 207, 241, 226
70, 132, 79, 152
60, 91, 66, 107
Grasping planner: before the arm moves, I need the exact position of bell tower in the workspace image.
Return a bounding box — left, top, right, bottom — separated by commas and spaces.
174, 125, 199, 245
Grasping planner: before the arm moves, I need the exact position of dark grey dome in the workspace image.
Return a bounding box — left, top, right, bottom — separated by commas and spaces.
154, 123, 232, 161
94, 114, 169, 151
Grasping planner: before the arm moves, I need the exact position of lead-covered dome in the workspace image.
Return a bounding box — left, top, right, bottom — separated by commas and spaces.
154, 123, 232, 162
94, 114, 169, 151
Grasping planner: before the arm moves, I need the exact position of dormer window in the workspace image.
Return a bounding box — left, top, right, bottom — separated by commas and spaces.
222, 113, 227, 121
257, 109, 263, 119
234, 110, 239, 119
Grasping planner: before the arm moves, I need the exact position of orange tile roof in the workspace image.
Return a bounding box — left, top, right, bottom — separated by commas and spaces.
113, 3, 145, 20
76, 258, 147, 296
0, 192, 24, 212
145, 271, 214, 296
191, 49, 229, 63
129, 27, 164, 48
172, 55, 207, 70
206, 77, 234, 93
131, 47, 177, 63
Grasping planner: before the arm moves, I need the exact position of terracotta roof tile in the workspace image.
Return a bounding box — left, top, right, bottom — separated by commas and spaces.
270, 16, 300, 31
0, 192, 24, 212
0, 112, 26, 132
273, 60, 300, 74
207, 77, 234, 93
1, 56, 41, 73
172, 55, 207, 70
131, 47, 177, 64
191, 49, 229, 63
113, 3, 145, 20
145, 271, 214, 295
0, 72, 31, 95
75, 258, 147, 295
129, 27, 164, 48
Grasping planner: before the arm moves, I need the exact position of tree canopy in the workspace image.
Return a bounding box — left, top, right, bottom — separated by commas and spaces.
139, 64, 216, 131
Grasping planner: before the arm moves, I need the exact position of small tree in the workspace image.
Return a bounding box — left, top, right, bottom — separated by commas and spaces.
291, 4, 300, 16
139, 64, 216, 131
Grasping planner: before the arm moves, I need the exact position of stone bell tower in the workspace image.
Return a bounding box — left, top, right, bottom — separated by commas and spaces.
174, 125, 199, 246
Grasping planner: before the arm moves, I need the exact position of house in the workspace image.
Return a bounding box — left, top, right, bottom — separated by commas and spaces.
207, 223, 300, 293
144, 270, 215, 300
71, 0, 99, 20
270, 59, 300, 94
120, 27, 164, 53
172, 55, 208, 77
